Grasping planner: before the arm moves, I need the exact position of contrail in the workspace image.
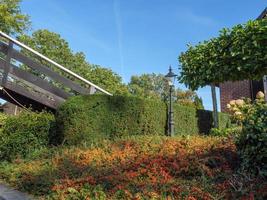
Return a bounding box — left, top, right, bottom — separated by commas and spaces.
113, 0, 125, 81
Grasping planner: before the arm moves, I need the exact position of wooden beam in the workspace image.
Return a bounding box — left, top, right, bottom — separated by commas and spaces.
0, 88, 55, 112
1, 41, 13, 86
13, 51, 91, 94
0, 78, 65, 109
0, 41, 8, 55
0, 31, 112, 95
0, 59, 71, 99
0, 41, 90, 94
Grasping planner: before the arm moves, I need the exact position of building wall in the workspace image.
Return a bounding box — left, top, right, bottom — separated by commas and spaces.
220, 80, 251, 112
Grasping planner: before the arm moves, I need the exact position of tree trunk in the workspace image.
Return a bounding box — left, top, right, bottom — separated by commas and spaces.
211, 84, 219, 128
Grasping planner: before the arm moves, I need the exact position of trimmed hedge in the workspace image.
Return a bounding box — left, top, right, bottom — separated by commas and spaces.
173, 104, 230, 135
0, 111, 55, 160
55, 95, 230, 145
54, 95, 166, 145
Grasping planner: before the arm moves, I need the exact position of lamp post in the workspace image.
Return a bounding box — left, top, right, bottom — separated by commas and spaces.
165, 65, 177, 137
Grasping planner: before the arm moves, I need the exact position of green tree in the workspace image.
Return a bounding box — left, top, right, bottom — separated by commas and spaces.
178, 18, 267, 127
175, 89, 204, 109
179, 19, 267, 90
128, 73, 204, 109
18, 29, 127, 94
87, 65, 129, 95
128, 73, 169, 100
0, 0, 30, 35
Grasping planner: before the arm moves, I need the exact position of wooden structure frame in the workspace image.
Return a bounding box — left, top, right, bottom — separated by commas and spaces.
0, 31, 112, 111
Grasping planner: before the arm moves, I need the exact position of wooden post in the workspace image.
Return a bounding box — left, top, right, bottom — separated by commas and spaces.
1, 41, 13, 86
211, 84, 219, 128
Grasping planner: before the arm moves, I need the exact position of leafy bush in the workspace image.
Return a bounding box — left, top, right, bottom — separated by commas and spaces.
210, 127, 241, 137
0, 136, 245, 199
228, 93, 267, 176
0, 112, 7, 129
54, 95, 166, 145
0, 111, 55, 160
210, 128, 229, 137
55, 95, 230, 145
55, 95, 232, 145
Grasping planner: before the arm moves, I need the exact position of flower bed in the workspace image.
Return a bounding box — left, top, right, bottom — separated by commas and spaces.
0, 136, 266, 199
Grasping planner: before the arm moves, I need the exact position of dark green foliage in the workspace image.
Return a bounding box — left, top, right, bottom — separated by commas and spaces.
173, 105, 230, 136
128, 73, 169, 100
127, 73, 204, 109
0, 112, 7, 128
235, 100, 267, 176
0, 111, 55, 160
179, 19, 267, 90
210, 127, 242, 137
54, 95, 167, 145
55, 95, 230, 145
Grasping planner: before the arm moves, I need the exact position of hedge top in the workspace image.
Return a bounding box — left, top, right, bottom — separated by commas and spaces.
178, 19, 267, 90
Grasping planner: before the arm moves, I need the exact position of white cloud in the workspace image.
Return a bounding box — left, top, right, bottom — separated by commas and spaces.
177, 9, 216, 27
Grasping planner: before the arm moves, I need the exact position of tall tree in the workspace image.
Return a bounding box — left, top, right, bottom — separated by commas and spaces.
179, 19, 267, 91
0, 0, 30, 35
128, 73, 169, 100
87, 65, 129, 95
128, 73, 204, 109
18, 29, 127, 94
179, 18, 267, 127
175, 89, 204, 110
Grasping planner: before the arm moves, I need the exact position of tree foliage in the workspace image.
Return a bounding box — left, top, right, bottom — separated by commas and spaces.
0, 0, 30, 35
179, 19, 267, 90
18, 29, 128, 94
128, 73, 169, 100
175, 89, 204, 109
128, 73, 204, 109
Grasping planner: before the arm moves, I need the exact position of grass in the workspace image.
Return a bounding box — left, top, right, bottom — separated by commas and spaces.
0, 135, 266, 200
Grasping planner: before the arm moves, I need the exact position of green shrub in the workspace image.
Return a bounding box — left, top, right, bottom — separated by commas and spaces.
54, 95, 166, 145
0, 112, 7, 123
209, 127, 241, 137
210, 128, 229, 137
173, 105, 230, 135
0, 111, 55, 160
0, 112, 7, 130
234, 98, 267, 176
55, 95, 230, 145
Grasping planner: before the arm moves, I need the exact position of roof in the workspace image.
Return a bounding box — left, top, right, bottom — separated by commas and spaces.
257, 7, 267, 19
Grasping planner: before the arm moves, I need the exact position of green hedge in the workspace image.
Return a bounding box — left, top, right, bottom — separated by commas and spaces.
54, 95, 166, 145
173, 104, 230, 135
55, 95, 230, 145
0, 111, 55, 160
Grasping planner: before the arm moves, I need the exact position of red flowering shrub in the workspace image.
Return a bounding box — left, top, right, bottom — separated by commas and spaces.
0, 136, 265, 199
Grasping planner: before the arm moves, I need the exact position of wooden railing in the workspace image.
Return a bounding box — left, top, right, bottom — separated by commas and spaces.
0, 31, 112, 110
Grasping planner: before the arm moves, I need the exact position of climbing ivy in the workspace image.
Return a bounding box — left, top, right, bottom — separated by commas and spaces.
178, 19, 267, 90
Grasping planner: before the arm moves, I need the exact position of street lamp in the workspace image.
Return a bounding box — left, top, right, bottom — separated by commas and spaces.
165, 65, 177, 136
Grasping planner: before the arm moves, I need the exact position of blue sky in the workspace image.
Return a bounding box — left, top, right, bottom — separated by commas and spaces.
19, 0, 266, 110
